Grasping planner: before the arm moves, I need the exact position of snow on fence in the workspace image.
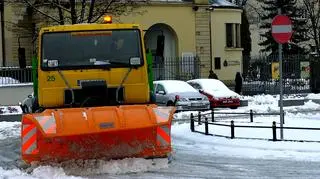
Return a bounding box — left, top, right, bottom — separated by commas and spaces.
0, 66, 33, 85
189, 109, 320, 143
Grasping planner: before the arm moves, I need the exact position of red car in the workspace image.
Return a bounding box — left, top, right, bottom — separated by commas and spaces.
187, 79, 241, 109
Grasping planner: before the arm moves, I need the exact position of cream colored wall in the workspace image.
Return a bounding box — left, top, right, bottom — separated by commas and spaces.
4, 3, 34, 67
211, 8, 242, 82
116, 5, 196, 56
4, 5, 13, 66
2, 2, 243, 84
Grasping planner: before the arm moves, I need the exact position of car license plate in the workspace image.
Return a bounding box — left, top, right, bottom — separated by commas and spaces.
192, 103, 202, 106
222, 100, 233, 104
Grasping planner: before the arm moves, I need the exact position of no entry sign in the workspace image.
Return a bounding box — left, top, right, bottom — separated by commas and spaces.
271, 15, 293, 44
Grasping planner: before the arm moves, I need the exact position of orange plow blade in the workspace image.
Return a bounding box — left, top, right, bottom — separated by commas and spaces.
21, 104, 175, 164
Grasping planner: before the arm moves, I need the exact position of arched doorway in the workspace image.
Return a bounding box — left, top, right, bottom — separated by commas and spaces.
144, 23, 178, 80
144, 23, 178, 58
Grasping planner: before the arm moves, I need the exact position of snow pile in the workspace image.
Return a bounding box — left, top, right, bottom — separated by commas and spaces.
172, 122, 320, 162
0, 77, 20, 85
0, 158, 168, 179
0, 122, 21, 140
0, 106, 22, 115
57, 158, 168, 176
0, 166, 85, 179
306, 93, 320, 99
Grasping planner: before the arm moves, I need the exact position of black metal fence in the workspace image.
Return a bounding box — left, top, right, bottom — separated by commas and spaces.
0, 66, 33, 84
0, 54, 313, 96
152, 56, 203, 81
242, 54, 311, 95
189, 110, 320, 143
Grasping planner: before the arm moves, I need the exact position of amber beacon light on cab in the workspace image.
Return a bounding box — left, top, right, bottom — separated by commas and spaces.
19, 15, 176, 164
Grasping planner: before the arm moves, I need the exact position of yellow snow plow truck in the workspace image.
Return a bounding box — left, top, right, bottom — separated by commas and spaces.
20, 16, 175, 164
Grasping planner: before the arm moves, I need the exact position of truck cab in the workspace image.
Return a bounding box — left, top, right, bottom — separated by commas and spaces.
21, 18, 151, 112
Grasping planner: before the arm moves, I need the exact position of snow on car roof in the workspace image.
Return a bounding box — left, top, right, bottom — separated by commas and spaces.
154, 80, 198, 93
188, 79, 229, 91
187, 78, 240, 98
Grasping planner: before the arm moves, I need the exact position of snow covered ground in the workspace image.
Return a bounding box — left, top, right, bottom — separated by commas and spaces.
1, 93, 320, 178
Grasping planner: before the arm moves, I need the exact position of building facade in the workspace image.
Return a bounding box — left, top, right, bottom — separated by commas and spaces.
0, 0, 242, 82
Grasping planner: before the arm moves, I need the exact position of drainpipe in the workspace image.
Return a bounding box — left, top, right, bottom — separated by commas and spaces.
206, 6, 214, 71
0, 0, 5, 67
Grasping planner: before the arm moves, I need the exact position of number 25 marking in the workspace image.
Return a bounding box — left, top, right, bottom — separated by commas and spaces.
47, 75, 55, 82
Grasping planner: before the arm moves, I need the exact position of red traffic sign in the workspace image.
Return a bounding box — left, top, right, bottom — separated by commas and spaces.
271, 15, 293, 44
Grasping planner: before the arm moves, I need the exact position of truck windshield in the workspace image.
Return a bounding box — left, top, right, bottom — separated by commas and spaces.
41, 29, 142, 70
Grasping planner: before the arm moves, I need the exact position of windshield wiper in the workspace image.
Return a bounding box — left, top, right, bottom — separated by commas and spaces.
57, 70, 75, 107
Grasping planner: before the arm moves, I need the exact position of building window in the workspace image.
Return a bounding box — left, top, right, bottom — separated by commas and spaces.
226, 23, 233, 48
214, 57, 221, 70
236, 24, 241, 48
225, 23, 241, 48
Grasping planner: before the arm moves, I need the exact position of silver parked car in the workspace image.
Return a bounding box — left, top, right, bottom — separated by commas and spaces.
153, 80, 210, 111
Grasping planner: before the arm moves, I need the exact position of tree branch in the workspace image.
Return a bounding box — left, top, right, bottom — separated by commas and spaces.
48, 0, 72, 13
22, 0, 62, 24
91, 0, 115, 23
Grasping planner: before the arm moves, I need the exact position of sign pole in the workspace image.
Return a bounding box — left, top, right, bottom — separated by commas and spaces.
277, 8, 284, 140
279, 34, 284, 140
271, 7, 292, 141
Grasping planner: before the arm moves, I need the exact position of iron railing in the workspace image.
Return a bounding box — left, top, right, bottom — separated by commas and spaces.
189, 109, 320, 143
152, 56, 203, 81
0, 54, 313, 96
0, 66, 32, 84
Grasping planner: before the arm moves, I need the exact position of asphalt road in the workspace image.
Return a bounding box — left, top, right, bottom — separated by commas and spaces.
1, 133, 320, 179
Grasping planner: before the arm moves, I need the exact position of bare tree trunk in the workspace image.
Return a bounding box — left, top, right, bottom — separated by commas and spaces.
56, 0, 65, 25
79, 0, 87, 23
23, 0, 61, 24
70, 0, 77, 24
87, 0, 96, 23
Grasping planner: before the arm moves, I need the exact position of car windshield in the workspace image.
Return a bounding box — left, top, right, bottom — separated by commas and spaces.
41, 29, 142, 69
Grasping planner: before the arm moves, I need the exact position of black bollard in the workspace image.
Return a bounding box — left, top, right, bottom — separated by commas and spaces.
205, 117, 209, 135
250, 109, 253, 122
198, 111, 201, 125
231, 120, 235, 139
190, 113, 195, 132
272, 121, 277, 141
211, 108, 214, 122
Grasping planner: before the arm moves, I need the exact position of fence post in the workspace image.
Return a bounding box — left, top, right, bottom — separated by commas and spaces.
231, 120, 235, 139
190, 113, 195, 132
272, 121, 277, 141
205, 117, 209, 135
198, 111, 201, 125
211, 108, 214, 122
250, 109, 253, 122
